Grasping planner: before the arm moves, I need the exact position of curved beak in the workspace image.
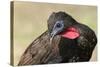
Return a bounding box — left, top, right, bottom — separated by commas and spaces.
50, 29, 58, 44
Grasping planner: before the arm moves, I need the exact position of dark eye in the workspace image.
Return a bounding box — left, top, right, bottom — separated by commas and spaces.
56, 23, 62, 28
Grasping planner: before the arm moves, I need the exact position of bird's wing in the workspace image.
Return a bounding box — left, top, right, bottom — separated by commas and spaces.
18, 31, 51, 65
18, 30, 61, 65
75, 24, 97, 61
76, 24, 97, 50
66, 24, 97, 62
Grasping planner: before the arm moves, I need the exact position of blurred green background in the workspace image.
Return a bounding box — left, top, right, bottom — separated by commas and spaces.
13, 1, 97, 65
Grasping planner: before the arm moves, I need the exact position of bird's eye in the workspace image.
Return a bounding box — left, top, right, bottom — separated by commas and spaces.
56, 23, 62, 28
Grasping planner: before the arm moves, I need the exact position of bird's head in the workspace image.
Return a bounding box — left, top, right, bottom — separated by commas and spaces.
47, 11, 80, 42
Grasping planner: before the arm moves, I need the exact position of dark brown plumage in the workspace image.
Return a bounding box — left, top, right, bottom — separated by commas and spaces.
18, 31, 61, 65
18, 11, 97, 66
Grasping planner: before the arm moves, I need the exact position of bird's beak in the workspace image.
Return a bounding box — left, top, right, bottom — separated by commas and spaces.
50, 30, 58, 44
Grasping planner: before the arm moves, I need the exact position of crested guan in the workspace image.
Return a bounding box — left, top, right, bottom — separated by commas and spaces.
18, 11, 97, 65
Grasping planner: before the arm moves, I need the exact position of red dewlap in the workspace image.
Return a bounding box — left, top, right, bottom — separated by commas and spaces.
61, 27, 80, 39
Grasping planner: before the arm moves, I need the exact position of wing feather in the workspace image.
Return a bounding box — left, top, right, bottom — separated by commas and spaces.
18, 30, 61, 65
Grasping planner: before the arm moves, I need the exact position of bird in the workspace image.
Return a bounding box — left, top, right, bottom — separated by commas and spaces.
18, 11, 97, 66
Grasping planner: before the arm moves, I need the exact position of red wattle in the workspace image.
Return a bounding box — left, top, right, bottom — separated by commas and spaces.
61, 27, 79, 39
